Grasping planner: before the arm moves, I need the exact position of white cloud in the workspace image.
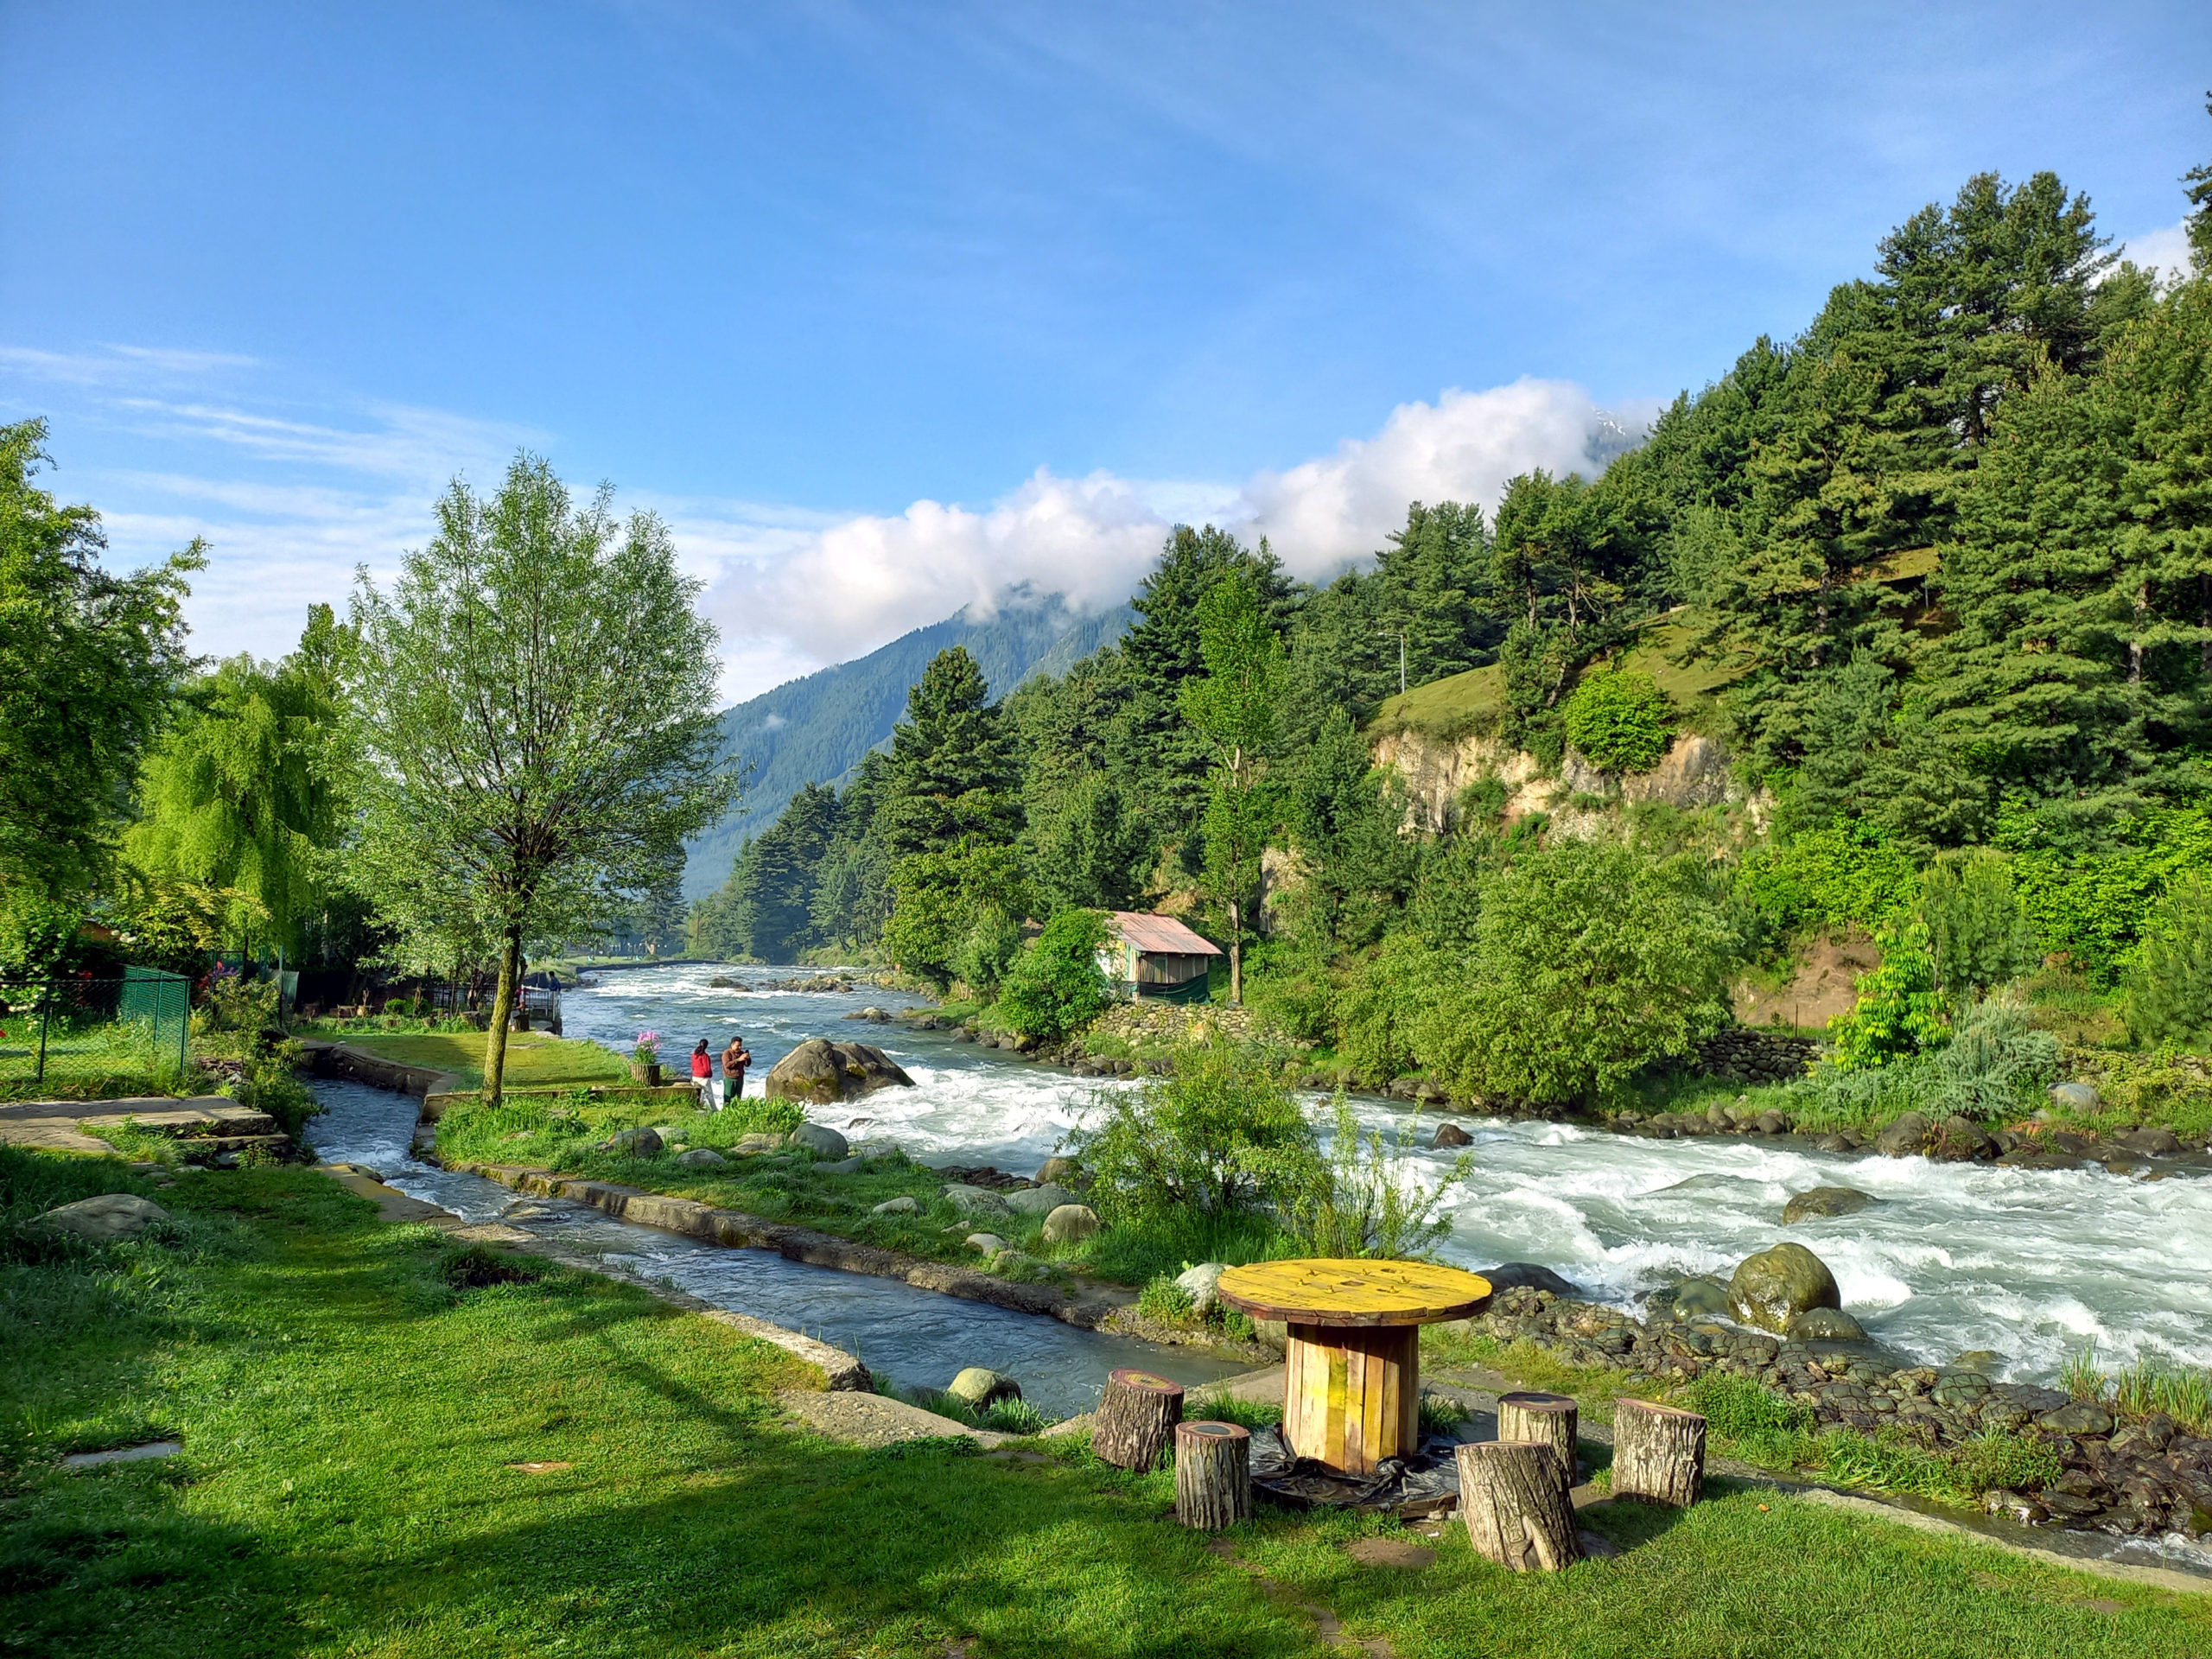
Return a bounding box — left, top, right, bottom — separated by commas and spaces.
2118, 220, 2194, 285
700, 378, 1647, 696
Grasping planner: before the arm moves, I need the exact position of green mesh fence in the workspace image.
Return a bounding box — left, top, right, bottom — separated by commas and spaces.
0, 968, 193, 1092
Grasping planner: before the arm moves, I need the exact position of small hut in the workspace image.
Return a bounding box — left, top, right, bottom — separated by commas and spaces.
1098, 912, 1222, 1003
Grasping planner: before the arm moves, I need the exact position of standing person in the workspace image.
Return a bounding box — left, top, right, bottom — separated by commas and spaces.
722, 1033, 753, 1102
690, 1038, 718, 1109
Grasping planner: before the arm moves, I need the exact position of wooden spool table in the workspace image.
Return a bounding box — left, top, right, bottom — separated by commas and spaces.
1217, 1259, 1492, 1476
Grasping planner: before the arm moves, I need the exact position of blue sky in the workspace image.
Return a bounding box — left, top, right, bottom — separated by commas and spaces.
3, 2, 2208, 699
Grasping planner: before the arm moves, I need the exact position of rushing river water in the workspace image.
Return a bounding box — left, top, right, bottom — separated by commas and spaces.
542, 963, 2212, 1388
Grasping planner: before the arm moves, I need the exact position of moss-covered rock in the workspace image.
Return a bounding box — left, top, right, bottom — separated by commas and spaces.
1728, 1243, 1841, 1334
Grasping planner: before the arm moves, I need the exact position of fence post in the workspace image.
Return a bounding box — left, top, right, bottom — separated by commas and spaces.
34, 977, 52, 1087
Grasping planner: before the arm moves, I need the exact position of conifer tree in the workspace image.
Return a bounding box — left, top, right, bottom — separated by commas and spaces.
881, 646, 1020, 859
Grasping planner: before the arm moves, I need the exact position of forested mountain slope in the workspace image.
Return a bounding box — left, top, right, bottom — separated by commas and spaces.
682, 596, 1133, 897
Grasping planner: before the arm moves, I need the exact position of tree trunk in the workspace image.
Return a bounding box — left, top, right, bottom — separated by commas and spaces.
1174, 1421, 1251, 1530
483, 922, 523, 1105
1497, 1391, 1580, 1486
1092, 1369, 1185, 1471
1611, 1398, 1707, 1507
1455, 1441, 1580, 1572
1228, 899, 1243, 1006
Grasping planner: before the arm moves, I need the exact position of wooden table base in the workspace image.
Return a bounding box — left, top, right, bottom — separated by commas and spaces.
1282, 1321, 1420, 1475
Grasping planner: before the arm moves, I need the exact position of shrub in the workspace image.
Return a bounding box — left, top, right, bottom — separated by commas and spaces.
1331, 932, 1461, 1083
1919, 852, 2040, 1011
1284, 1096, 1471, 1260
1737, 820, 1919, 937
235, 1041, 316, 1136
194, 972, 281, 1035
1069, 1039, 1317, 1221
1561, 665, 1675, 773
1419, 841, 1740, 1107
2122, 876, 2212, 1048
1919, 999, 2058, 1119
997, 908, 1111, 1041
1136, 1274, 1196, 1323
1827, 925, 1948, 1071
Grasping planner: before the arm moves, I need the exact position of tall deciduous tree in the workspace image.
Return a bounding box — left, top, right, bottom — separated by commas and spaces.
0, 417, 201, 912
1179, 572, 1286, 1005
349, 454, 735, 1103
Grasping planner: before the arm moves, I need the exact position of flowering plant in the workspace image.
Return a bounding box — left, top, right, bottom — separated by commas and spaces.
632, 1029, 662, 1065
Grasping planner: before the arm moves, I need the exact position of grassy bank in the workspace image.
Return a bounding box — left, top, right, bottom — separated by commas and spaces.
5, 1143, 2209, 1656
306, 1026, 630, 1093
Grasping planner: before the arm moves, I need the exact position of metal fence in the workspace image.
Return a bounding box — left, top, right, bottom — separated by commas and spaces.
0, 968, 193, 1090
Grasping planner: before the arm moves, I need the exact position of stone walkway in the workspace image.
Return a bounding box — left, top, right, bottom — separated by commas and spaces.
0, 1095, 260, 1155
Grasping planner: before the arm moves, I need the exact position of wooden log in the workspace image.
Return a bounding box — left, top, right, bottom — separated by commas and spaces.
1611, 1398, 1707, 1507
1496, 1391, 1579, 1486
1174, 1421, 1252, 1530
1455, 1441, 1580, 1572
1092, 1368, 1185, 1471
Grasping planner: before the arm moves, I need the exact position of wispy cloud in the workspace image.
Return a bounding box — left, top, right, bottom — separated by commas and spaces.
2119, 219, 2195, 285
0, 342, 257, 385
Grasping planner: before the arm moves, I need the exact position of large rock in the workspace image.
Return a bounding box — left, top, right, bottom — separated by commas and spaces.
1478, 1262, 1581, 1297
1784, 1306, 1867, 1341
1782, 1185, 1874, 1225
2050, 1081, 2101, 1112
1727, 1242, 1842, 1334
35, 1193, 172, 1243
947, 1367, 1022, 1408
1931, 1116, 1998, 1161
1003, 1182, 1077, 1217
2037, 1401, 2115, 1437
871, 1195, 919, 1216
790, 1122, 850, 1160
674, 1147, 728, 1167
1176, 1261, 1227, 1313
965, 1232, 1012, 1255
1668, 1276, 1732, 1319
1036, 1155, 1083, 1185
1433, 1122, 1473, 1149
942, 1184, 1012, 1217
599, 1127, 664, 1157
1041, 1203, 1101, 1245
1874, 1112, 1934, 1158
765, 1039, 916, 1105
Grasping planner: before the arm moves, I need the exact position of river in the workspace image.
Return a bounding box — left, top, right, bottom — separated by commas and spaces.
543, 963, 2212, 1387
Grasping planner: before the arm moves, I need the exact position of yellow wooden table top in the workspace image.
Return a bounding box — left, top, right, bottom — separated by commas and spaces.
1216, 1259, 1493, 1327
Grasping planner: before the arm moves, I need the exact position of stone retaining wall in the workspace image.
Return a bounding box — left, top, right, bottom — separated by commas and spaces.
1465, 1285, 2212, 1540
1694, 1027, 1820, 1084
302, 1041, 456, 1099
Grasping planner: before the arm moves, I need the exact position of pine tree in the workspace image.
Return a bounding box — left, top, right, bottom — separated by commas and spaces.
880, 646, 1021, 859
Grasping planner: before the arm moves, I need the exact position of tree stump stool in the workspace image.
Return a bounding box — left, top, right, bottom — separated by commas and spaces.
1496, 1391, 1580, 1487
1174, 1421, 1251, 1530
1092, 1369, 1185, 1471
1216, 1259, 1491, 1476
1611, 1398, 1707, 1507
1454, 1441, 1580, 1572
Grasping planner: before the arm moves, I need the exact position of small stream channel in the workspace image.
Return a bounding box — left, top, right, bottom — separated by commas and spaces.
303, 1075, 1247, 1420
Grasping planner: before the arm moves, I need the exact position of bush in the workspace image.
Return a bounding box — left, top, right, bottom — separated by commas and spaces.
1331, 932, 1460, 1083
234, 1041, 317, 1136
1069, 1039, 1317, 1221
1920, 852, 2040, 1010
2122, 876, 2212, 1047
997, 908, 1111, 1041
1827, 925, 1948, 1071
1284, 1096, 1471, 1260
1418, 841, 1740, 1107
194, 972, 281, 1035
1561, 665, 1675, 773
1920, 1000, 2058, 1119
1738, 820, 1919, 937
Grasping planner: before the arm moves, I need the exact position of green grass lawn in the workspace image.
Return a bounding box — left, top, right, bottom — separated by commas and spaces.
4, 1144, 2209, 1657
315, 1027, 631, 1092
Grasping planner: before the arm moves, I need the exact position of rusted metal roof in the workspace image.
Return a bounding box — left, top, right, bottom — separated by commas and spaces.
1106, 911, 1223, 957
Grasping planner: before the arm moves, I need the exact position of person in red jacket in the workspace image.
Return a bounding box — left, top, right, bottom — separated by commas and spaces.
690, 1038, 716, 1109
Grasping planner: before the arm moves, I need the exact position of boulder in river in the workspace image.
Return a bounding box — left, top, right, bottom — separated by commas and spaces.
1433, 1122, 1473, 1149
1931, 1116, 1998, 1161
1478, 1262, 1581, 1297
1874, 1111, 1934, 1157
35, 1193, 172, 1243
1782, 1185, 1874, 1225
1784, 1306, 1867, 1341
790, 1122, 850, 1160
1666, 1277, 1732, 1319
947, 1367, 1022, 1408
1727, 1242, 1841, 1334
1004, 1183, 1077, 1217
765, 1039, 915, 1106
2118, 1126, 2183, 1155
1950, 1349, 2005, 1374
1041, 1203, 1101, 1245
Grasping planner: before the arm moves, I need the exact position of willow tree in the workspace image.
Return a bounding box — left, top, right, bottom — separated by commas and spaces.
350, 454, 735, 1102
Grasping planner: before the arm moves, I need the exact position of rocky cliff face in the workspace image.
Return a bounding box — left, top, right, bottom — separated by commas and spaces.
1371, 727, 1743, 832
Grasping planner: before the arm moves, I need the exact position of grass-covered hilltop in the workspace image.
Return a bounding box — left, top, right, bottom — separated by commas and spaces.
687, 146, 2212, 1147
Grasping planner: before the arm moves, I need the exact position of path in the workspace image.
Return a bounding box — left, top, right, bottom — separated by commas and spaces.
0, 1094, 265, 1155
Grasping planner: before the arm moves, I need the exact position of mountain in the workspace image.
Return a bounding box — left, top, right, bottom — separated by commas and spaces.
681, 594, 1135, 898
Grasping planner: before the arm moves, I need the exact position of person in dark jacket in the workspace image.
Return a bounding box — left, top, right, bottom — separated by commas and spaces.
721, 1033, 753, 1102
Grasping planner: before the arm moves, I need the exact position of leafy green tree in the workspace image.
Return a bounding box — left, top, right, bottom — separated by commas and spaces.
2122, 876, 2212, 1048
125, 607, 349, 956
1025, 772, 1150, 914
0, 418, 201, 911
1420, 842, 1739, 1106
1827, 925, 1949, 1070
1917, 852, 2039, 1011
880, 837, 1027, 994
2188, 95, 2212, 277
997, 907, 1111, 1040
1179, 572, 1287, 1005
1561, 664, 1675, 772
882, 647, 1021, 859
348, 454, 734, 1103
1068, 1039, 1316, 1220
1285, 1096, 1472, 1261
1332, 931, 1461, 1083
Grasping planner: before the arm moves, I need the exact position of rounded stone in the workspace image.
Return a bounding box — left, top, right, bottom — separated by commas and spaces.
1035, 1155, 1083, 1185
1175, 1261, 1227, 1313
965, 1232, 1011, 1255
1003, 1182, 1078, 1217
941, 1184, 1012, 1217
1728, 1243, 1842, 1334
2049, 1081, 2101, 1112
791, 1122, 850, 1160
1040, 1203, 1101, 1245
34, 1192, 173, 1243
1785, 1306, 1867, 1341
871, 1195, 919, 1216
2037, 1401, 2115, 1437
946, 1367, 1022, 1408
1782, 1185, 1874, 1225
600, 1127, 664, 1156
674, 1147, 728, 1167
764, 1038, 915, 1105
1669, 1277, 1732, 1319
1433, 1122, 1473, 1148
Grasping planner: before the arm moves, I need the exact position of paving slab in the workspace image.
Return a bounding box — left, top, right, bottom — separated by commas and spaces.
775, 1389, 1010, 1449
